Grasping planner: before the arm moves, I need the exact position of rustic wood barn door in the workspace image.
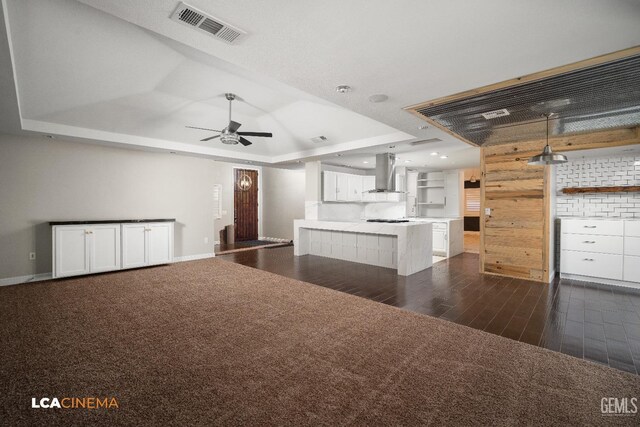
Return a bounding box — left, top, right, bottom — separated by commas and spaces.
234, 169, 258, 241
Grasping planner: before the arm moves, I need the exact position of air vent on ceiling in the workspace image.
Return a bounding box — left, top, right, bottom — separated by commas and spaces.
170, 2, 246, 44
481, 108, 510, 120
311, 136, 328, 143
410, 138, 442, 146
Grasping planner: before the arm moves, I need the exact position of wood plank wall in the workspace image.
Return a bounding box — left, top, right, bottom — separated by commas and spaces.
480, 127, 640, 283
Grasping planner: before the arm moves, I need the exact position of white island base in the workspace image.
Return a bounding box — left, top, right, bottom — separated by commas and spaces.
294, 220, 432, 276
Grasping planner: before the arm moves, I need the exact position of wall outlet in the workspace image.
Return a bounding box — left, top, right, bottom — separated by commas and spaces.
221, 210, 228, 216
204, 237, 209, 244
484, 208, 491, 216
29, 252, 36, 260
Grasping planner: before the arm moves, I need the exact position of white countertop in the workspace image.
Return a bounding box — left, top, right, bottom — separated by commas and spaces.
294, 219, 430, 235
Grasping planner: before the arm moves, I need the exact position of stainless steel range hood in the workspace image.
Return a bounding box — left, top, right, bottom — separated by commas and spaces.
368, 153, 401, 193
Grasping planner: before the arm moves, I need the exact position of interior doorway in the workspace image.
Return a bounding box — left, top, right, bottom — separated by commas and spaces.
234, 168, 259, 241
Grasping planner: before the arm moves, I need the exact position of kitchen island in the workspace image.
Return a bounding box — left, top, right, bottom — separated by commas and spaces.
293, 219, 432, 276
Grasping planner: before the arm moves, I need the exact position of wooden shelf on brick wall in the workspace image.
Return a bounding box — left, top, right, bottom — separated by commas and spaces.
562, 186, 640, 194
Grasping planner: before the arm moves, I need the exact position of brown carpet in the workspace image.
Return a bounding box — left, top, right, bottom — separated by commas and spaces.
1, 258, 639, 426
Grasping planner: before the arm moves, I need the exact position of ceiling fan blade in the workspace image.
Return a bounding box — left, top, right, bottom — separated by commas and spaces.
201, 135, 221, 142
239, 137, 252, 146
237, 132, 272, 138
186, 126, 221, 132
227, 120, 242, 133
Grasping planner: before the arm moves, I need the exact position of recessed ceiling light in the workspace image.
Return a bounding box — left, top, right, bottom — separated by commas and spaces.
417, 125, 428, 130
440, 155, 448, 159
363, 161, 369, 164
368, 94, 388, 103
404, 160, 411, 163
430, 152, 438, 156
336, 85, 352, 93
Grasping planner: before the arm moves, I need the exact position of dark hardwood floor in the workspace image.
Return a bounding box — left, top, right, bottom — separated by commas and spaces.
218, 247, 640, 375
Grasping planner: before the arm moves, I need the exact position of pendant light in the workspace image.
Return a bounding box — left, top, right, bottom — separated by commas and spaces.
528, 114, 568, 165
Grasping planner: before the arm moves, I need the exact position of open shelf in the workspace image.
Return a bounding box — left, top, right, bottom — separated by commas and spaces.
562, 185, 640, 194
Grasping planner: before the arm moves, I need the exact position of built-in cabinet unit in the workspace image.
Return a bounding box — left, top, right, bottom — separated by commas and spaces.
322, 171, 404, 203
52, 220, 174, 279
53, 224, 121, 278
560, 218, 640, 288
407, 170, 462, 218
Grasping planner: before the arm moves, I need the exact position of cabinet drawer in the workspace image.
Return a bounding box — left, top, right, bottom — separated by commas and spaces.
625, 236, 640, 256
561, 233, 623, 254
624, 256, 640, 283
432, 222, 447, 230
561, 250, 623, 280
625, 220, 640, 237
561, 219, 623, 236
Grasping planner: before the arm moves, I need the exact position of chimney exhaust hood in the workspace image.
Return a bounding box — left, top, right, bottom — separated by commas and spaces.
368, 153, 402, 193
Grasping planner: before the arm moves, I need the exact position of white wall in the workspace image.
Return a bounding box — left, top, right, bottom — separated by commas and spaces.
556, 154, 640, 218
261, 167, 305, 240
0, 133, 301, 280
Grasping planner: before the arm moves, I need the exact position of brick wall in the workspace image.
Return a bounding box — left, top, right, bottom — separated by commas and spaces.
556, 154, 640, 218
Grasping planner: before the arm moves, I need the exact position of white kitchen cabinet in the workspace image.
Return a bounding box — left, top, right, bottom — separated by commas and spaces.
362, 175, 376, 202
347, 174, 363, 201
336, 173, 349, 201
560, 218, 640, 288
432, 223, 447, 255
122, 222, 174, 268
53, 224, 121, 278
323, 171, 337, 202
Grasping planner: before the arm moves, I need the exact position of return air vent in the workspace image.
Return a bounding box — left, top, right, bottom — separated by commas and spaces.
410, 138, 442, 146
170, 2, 246, 44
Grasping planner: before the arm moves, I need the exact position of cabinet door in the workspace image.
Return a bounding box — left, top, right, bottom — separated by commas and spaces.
148, 223, 173, 265
336, 173, 349, 201
362, 176, 376, 201
54, 226, 90, 278
347, 175, 362, 201
323, 171, 337, 202
406, 171, 418, 198
433, 229, 447, 254
122, 224, 147, 269
90, 225, 121, 273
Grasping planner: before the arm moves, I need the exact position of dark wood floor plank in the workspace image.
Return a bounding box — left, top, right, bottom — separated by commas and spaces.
219, 247, 640, 374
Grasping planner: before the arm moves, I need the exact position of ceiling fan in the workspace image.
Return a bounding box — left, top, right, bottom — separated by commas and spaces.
186, 93, 272, 146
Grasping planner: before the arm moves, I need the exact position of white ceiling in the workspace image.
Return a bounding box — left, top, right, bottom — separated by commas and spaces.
2, 0, 639, 168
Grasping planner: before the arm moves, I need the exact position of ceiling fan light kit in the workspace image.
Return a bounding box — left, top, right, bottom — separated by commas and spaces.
186, 93, 273, 146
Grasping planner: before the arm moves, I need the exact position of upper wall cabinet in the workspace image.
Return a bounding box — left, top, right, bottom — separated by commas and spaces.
322, 171, 405, 203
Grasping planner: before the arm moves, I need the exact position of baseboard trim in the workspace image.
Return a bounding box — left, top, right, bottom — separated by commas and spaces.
173, 253, 216, 262
0, 273, 52, 287
0, 253, 216, 287
560, 273, 640, 290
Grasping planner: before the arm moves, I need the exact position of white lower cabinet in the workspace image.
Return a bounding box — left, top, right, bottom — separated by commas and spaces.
53, 224, 121, 278
432, 226, 447, 255
122, 223, 174, 268
560, 218, 640, 288
53, 221, 174, 279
